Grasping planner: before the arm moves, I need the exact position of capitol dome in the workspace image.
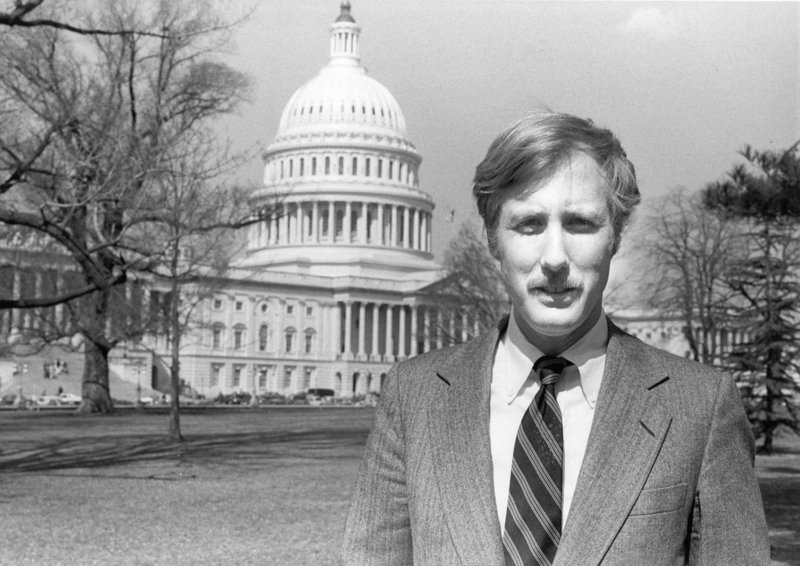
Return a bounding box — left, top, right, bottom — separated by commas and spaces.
276, 52, 408, 139
243, 2, 438, 281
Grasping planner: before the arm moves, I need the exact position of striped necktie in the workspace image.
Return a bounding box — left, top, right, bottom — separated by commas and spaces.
502, 355, 570, 566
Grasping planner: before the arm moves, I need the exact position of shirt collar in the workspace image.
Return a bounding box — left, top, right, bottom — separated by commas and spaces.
501, 308, 608, 407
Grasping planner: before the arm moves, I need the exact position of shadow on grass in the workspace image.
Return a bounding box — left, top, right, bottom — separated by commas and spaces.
0, 428, 369, 473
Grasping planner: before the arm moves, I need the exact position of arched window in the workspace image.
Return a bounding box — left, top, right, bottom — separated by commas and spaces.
351, 156, 358, 175
338, 156, 344, 175
233, 324, 246, 351
324, 156, 330, 175
285, 327, 297, 353
299, 158, 305, 176
304, 328, 316, 354
312, 157, 317, 175
211, 323, 224, 349
365, 158, 371, 176
259, 325, 268, 351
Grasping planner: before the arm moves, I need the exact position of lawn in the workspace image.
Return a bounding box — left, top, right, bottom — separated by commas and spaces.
0, 407, 797, 566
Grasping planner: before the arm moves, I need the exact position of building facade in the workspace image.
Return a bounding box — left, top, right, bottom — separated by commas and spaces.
126, 2, 447, 399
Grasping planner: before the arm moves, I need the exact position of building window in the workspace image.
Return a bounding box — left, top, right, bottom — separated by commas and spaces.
259, 325, 268, 351
338, 156, 344, 175
283, 366, 294, 389
306, 306, 313, 317
324, 156, 330, 175
289, 159, 293, 177
299, 158, 304, 176
286, 304, 294, 315
312, 157, 317, 175
210, 364, 222, 387
377, 159, 383, 178
351, 156, 357, 175
233, 365, 243, 388
213, 298, 222, 310
235, 301, 243, 311
285, 328, 296, 352
258, 367, 268, 388
260, 303, 268, 313
304, 330, 315, 354
212, 325, 223, 349
365, 158, 371, 176
302, 367, 314, 390
388, 160, 394, 180
234, 326, 245, 350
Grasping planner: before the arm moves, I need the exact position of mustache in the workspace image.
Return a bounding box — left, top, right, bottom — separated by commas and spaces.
528, 275, 582, 293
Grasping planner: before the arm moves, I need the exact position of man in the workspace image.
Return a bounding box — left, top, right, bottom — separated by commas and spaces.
341, 111, 770, 565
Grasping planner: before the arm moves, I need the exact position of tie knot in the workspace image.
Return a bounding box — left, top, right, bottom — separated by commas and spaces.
533, 355, 570, 386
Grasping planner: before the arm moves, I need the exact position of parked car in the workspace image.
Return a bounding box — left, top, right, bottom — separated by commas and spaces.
58, 393, 81, 406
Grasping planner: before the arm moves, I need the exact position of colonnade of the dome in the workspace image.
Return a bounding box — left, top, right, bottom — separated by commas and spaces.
250, 200, 432, 253
264, 150, 418, 187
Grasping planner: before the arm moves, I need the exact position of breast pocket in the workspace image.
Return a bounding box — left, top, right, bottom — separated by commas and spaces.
630, 483, 687, 516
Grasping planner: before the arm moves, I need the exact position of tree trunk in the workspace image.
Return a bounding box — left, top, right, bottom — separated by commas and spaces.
78, 339, 114, 413
167, 248, 183, 441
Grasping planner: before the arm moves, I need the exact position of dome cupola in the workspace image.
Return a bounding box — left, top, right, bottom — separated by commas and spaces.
244, 3, 437, 280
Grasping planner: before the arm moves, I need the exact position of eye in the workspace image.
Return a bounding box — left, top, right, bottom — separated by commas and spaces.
514, 217, 545, 235
565, 216, 599, 233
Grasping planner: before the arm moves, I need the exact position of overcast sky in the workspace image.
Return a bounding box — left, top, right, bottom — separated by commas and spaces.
218, 1, 799, 260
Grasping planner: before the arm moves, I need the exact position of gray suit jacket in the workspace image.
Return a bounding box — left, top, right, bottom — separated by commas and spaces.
341, 319, 770, 565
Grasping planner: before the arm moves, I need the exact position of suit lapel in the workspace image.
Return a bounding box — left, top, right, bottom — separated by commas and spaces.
554, 322, 673, 566
428, 320, 506, 565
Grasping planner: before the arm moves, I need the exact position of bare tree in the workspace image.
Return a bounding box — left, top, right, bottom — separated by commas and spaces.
0, 0, 251, 412
422, 221, 508, 345
634, 189, 741, 364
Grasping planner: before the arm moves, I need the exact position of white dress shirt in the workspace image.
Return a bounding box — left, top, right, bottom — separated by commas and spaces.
490, 309, 608, 531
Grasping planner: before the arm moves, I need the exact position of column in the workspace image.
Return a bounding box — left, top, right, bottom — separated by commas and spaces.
357, 302, 366, 358
423, 307, 431, 353
449, 311, 456, 346
327, 202, 335, 242
398, 306, 407, 358
344, 301, 352, 358
385, 305, 394, 360
426, 213, 432, 252
11, 270, 21, 329
403, 207, 410, 248
371, 303, 380, 360
330, 303, 341, 356
311, 201, 319, 242
295, 203, 303, 242
345, 202, 352, 243
390, 205, 398, 247
270, 214, 277, 244
420, 213, 428, 252
279, 213, 287, 244
377, 204, 385, 245
413, 209, 420, 250
410, 306, 419, 356
461, 312, 468, 342
436, 309, 443, 350
358, 202, 368, 243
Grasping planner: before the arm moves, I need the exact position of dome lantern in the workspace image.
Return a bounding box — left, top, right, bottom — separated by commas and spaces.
329, 1, 360, 66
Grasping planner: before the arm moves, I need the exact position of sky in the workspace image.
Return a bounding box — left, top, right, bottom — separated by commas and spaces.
217, 1, 799, 261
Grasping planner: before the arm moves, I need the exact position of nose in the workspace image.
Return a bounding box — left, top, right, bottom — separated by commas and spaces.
540, 225, 568, 273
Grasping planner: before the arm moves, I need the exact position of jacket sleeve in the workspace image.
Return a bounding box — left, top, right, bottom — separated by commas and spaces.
341, 364, 413, 565
692, 373, 771, 565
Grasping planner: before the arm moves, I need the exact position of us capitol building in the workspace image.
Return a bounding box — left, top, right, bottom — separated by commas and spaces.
133, 2, 446, 398
0, 3, 706, 401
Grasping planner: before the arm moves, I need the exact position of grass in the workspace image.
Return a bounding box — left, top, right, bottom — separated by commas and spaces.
0, 407, 798, 566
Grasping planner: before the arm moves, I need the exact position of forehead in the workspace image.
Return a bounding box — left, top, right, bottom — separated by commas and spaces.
507, 153, 609, 209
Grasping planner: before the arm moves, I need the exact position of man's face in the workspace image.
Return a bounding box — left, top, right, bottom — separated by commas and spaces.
493, 152, 614, 354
